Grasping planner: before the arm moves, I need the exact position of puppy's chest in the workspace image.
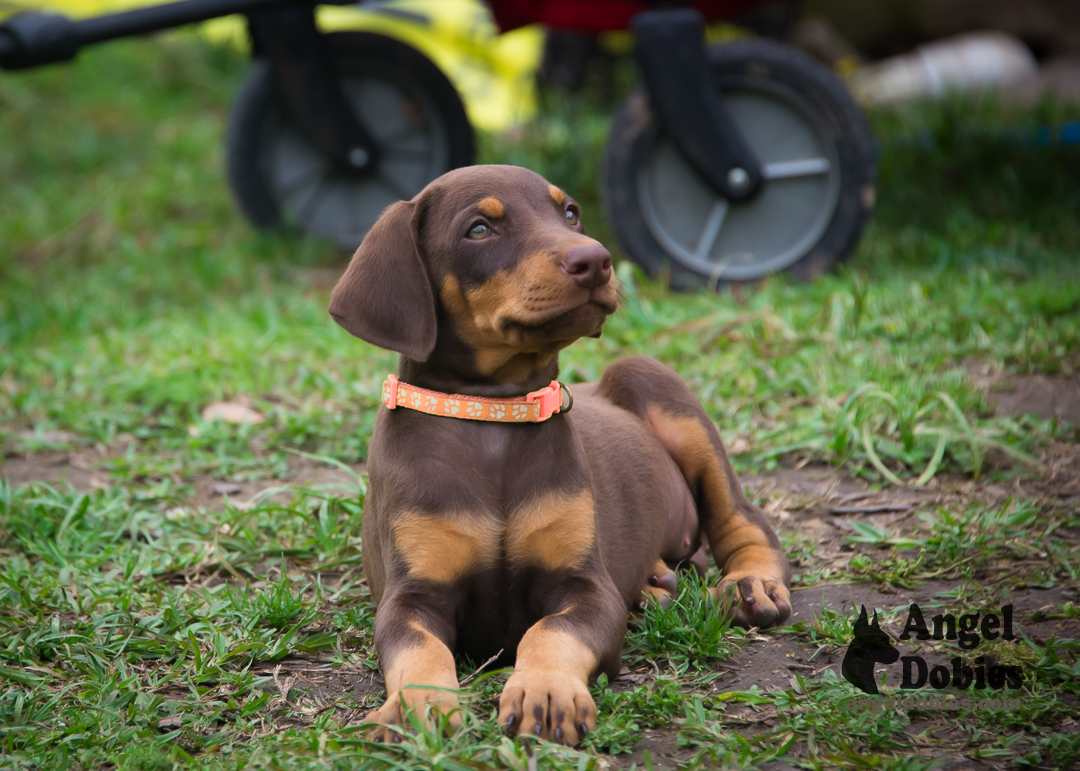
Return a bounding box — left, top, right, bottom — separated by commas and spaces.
388, 488, 595, 584
376, 418, 596, 582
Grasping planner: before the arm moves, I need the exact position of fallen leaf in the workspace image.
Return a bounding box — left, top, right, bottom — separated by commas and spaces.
201, 401, 265, 425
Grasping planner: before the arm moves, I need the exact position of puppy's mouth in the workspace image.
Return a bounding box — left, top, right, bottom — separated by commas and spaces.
504, 294, 616, 341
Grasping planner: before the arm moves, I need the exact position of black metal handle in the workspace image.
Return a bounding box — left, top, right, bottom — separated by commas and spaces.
74, 0, 302, 45
0, 0, 325, 69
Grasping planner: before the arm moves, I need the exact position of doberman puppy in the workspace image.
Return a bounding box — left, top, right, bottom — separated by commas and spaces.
328, 165, 791, 745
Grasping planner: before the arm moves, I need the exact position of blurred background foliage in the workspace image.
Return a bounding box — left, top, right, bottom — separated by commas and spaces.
1, 25, 1078, 483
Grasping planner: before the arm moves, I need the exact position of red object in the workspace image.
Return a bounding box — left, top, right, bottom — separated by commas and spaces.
525, 381, 565, 422
489, 0, 764, 32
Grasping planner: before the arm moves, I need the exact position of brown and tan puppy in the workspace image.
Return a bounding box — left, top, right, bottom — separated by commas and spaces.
329, 165, 791, 745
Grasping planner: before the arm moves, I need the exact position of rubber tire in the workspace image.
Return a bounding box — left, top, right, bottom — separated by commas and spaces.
601, 38, 876, 289
226, 32, 474, 245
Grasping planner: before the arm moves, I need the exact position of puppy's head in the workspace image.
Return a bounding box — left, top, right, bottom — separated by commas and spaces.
329, 165, 617, 383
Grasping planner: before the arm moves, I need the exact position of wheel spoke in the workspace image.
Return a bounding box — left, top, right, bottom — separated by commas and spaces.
376, 120, 427, 147
761, 158, 831, 180
347, 78, 424, 146
694, 200, 729, 262
277, 162, 329, 199
379, 170, 416, 202
298, 178, 333, 227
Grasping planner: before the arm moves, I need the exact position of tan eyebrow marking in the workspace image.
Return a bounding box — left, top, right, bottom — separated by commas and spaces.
548, 185, 566, 206
477, 197, 505, 218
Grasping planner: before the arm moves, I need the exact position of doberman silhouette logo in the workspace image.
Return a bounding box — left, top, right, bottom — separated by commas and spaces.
842, 606, 900, 694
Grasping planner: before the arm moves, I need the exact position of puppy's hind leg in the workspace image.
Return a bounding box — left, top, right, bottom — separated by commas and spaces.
598, 356, 792, 629
637, 559, 678, 612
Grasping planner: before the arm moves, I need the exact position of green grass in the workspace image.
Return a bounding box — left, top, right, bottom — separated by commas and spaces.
624, 574, 744, 673
789, 606, 861, 653
2, 29, 1079, 771
840, 498, 1080, 591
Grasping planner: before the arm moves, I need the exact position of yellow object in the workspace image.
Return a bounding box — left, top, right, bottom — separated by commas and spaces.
5, 0, 543, 131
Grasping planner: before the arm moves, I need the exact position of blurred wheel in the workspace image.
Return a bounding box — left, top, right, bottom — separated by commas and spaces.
227, 32, 474, 248
602, 38, 875, 287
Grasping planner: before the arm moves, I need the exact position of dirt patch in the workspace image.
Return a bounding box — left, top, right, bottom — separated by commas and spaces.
151, 653, 383, 731
1, 442, 364, 509
257, 656, 382, 727
967, 361, 1080, 424
617, 731, 696, 770
992, 375, 1080, 424
0, 449, 103, 490
183, 461, 365, 510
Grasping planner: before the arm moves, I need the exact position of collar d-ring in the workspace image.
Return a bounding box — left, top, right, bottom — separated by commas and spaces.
559, 382, 573, 413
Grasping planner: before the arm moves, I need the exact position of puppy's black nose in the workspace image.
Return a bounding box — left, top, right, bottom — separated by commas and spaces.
561, 242, 612, 289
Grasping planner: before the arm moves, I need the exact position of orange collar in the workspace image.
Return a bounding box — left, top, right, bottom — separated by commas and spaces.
381, 375, 572, 422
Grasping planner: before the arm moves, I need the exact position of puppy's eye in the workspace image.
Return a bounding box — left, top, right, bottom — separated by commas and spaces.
565, 208, 579, 225
467, 223, 491, 240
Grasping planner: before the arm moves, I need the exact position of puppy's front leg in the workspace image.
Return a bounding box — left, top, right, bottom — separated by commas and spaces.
367, 593, 462, 739
498, 584, 623, 746
365, 502, 502, 737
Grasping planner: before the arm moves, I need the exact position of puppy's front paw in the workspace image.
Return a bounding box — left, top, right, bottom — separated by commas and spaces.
712, 573, 792, 629
365, 687, 462, 741
498, 669, 595, 746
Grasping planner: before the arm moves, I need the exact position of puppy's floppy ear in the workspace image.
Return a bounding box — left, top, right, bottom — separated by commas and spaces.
329, 200, 437, 361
